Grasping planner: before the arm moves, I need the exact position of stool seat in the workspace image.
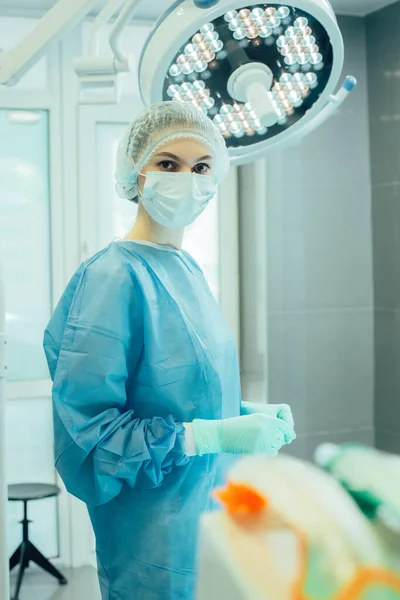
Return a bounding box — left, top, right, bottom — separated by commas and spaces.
8, 483, 60, 502
8, 483, 67, 599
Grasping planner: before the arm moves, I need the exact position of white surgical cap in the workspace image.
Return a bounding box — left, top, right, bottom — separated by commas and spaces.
115, 101, 230, 201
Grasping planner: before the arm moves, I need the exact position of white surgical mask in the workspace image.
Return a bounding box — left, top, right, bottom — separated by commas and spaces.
139, 171, 217, 229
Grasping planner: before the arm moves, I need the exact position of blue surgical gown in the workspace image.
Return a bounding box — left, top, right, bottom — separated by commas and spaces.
43, 240, 241, 600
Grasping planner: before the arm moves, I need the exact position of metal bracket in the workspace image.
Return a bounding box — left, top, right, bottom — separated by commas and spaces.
74, 0, 143, 104
74, 55, 135, 104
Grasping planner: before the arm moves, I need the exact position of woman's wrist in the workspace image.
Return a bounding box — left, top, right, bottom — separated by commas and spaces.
184, 419, 222, 457
183, 422, 198, 457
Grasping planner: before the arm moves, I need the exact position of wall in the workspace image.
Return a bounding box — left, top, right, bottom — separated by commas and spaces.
264, 17, 374, 460
366, 2, 400, 454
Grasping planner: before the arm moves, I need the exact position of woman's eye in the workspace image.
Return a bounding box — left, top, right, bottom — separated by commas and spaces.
194, 163, 210, 174
159, 160, 177, 171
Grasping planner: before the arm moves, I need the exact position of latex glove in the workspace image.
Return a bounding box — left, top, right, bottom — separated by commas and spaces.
241, 402, 296, 444
191, 414, 293, 457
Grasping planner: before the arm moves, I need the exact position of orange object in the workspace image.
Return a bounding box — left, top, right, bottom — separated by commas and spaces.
214, 482, 268, 516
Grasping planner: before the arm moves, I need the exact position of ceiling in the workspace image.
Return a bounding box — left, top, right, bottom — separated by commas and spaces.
0, 0, 398, 19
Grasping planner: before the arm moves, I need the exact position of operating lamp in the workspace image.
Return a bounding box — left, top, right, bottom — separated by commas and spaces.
0, 0, 356, 162
139, 0, 356, 163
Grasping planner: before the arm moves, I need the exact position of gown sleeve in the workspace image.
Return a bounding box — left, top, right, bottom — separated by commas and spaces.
49, 257, 189, 507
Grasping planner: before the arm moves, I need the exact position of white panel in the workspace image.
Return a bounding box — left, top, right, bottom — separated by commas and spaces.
239, 160, 269, 403
95, 122, 138, 244
183, 197, 220, 300
6, 397, 58, 558
0, 109, 52, 381
218, 167, 240, 347
0, 16, 48, 90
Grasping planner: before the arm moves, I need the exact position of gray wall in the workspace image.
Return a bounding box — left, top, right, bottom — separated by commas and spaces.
366, 2, 400, 454
264, 17, 374, 460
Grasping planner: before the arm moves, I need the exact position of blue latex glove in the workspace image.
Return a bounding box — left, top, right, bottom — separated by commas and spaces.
241, 402, 296, 444
192, 414, 293, 457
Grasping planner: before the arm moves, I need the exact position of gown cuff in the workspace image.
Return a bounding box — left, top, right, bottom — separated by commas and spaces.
183, 422, 198, 457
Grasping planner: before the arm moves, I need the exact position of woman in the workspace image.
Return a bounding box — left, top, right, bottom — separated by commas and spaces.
44, 102, 296, 600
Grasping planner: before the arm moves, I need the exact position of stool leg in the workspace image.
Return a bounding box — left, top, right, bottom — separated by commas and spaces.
9, 545, 21, 572
28, 542, 68, 585
12, 541, 28, 600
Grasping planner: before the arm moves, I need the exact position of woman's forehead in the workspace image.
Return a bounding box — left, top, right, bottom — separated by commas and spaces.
154, 137, 212, 160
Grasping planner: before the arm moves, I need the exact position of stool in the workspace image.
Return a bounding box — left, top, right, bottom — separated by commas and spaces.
8, 483, 67, 600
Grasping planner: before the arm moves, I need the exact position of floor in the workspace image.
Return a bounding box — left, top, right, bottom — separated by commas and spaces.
9, 566, 101, 600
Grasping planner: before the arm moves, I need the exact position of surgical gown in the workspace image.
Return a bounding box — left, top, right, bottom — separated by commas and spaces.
43, 240, 241, 600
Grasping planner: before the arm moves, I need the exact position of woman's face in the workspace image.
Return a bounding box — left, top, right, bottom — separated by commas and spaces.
138, 138, 213, 195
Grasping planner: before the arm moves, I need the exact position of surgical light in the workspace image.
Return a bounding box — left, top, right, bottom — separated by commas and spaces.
0, 0, 356, 166
139, 0, 357, 165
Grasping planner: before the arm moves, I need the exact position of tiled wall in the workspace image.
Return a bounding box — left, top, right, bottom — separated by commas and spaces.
366, 2, 400, 454
265, 16, 374, 460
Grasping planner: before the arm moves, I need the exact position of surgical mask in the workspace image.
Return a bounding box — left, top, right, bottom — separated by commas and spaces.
139, 171, 217, 229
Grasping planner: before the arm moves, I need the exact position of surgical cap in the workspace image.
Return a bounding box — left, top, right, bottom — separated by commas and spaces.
115, 101, 230, 201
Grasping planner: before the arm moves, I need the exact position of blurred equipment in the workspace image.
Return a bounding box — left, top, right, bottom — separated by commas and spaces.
316, 443, 400, 532
197, 451, 400, 599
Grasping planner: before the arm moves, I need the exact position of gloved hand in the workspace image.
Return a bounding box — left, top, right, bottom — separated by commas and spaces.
192, 414, 293, 457
241, 402, 296, 444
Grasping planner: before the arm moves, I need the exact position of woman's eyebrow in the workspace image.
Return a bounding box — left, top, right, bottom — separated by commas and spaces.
155, 152, 181, 160
155, 152, 213, 162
